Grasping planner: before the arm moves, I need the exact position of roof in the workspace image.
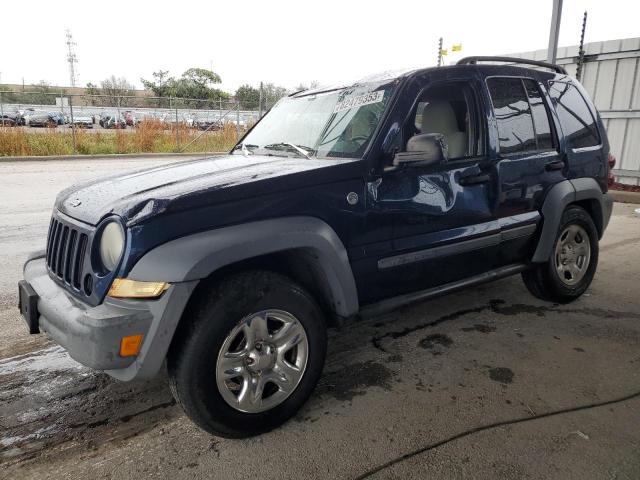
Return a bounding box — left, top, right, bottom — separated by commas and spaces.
291, 59, 566, 99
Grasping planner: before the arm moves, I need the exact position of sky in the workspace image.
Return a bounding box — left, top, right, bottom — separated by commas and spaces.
0, 0, 638, 94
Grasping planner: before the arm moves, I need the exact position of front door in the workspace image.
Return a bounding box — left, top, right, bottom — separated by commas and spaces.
364, 77, 499, 302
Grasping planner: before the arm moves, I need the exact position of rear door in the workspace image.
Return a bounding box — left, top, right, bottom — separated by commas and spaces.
485, 76, 565, 266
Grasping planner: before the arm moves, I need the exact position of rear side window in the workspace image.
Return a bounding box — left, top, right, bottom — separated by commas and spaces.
487, 78, 536, 154
548, 82, 600, 149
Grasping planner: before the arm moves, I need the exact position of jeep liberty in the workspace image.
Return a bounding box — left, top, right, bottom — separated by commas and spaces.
19, 57, 614, 437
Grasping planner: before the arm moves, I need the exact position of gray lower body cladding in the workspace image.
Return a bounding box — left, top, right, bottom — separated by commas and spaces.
23, 255, 197, 381
532, 179, 613, 263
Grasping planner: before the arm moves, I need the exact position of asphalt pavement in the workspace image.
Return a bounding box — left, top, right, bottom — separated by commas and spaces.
0, 157, 639, 479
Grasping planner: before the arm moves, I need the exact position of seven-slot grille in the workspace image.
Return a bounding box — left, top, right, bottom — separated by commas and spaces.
45, 217, 88, 290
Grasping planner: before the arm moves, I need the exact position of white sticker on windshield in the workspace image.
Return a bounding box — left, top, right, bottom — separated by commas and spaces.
333, 90, 384, 113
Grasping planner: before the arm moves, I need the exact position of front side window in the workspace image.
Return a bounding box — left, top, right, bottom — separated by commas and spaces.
406, 82, 480, 160
548, 82, 600, 149
487, 77, 536, 154
236, 83, 395, 159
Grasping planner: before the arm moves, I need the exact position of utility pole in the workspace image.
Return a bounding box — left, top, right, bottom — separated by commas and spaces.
437, 37, 443, 67
258, 81, 263, 117
66, 29, 79, 87
547, 0, 563, 64
0, 72, 4, 124
576, 11, 588, 81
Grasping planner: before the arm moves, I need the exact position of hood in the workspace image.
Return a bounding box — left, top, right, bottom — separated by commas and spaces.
56, 154, 359, 226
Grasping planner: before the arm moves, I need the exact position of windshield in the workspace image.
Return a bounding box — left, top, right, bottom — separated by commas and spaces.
236, 82, 395, 159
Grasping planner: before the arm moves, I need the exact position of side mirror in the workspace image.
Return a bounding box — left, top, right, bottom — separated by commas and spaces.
393, 133, 448, 168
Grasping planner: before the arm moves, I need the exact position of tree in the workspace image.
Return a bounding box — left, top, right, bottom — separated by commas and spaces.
235, 84, 260, 110
181, 68, 221, 88
141, 68, 229, 108
85, 82, 100, 105
262, 83, 288, 109
140, 70, 172, 98
100, 76, 135, 107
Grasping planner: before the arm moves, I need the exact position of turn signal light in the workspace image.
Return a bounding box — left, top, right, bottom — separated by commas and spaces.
120, 334, 143, 357
107, 279, 169, 299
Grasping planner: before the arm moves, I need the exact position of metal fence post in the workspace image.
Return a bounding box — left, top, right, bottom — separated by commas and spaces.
0, 91, 4, 126
175, 98, 179, 149
236, 101, 240, 139
69, 94, 77, 154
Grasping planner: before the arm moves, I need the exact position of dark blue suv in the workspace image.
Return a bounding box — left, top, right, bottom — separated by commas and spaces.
19, 57, 614, 437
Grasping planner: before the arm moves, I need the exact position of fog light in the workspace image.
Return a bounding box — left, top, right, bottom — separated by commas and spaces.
107, 279, 169, 298
120, 334, 143, 357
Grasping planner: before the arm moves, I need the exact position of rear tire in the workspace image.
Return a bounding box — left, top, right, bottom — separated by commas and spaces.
522, 206, 598, 303
167, 270, 327, 438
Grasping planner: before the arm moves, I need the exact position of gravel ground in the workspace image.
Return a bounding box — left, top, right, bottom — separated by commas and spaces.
0, 157, 639, 479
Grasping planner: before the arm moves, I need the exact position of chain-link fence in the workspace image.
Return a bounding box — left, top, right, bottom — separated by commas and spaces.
0, 91, 264, 156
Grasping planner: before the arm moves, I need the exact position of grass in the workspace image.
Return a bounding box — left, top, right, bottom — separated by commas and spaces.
0, 120, 240, 157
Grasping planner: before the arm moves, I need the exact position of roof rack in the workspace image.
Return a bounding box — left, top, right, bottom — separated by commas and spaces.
457, 56, 567, 75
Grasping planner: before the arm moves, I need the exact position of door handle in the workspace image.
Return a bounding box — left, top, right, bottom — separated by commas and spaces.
459, 173, 491, 186
545, 160, 565, 171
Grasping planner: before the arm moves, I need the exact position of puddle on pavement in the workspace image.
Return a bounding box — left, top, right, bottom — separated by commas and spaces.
0, 346, 176, 464
418, 334, 453, 355
488, 367, 514, 385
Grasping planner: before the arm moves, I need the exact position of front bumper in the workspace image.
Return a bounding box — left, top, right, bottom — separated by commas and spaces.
23, 255, 197, 381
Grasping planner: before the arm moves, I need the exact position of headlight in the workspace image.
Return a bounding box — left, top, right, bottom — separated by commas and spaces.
99, 221, 124, 272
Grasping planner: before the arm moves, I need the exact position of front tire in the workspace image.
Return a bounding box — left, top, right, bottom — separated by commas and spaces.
523, 206, 599, 303
167, 270, 327, 437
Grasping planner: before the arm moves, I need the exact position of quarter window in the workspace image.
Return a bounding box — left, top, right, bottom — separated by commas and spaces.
548, 82, 600, 149
487, 78, 536, 154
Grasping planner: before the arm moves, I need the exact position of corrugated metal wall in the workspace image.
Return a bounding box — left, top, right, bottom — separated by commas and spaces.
510, 38, 640, 185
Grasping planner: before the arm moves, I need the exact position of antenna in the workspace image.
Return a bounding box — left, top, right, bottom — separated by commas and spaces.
66, 29, 79, 87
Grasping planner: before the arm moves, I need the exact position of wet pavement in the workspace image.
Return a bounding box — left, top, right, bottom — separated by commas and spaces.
0, 158, 639, 479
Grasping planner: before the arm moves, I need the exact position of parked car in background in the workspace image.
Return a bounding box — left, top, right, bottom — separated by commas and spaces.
71, 115, 94, 128
0, 112, 19, 126
51, 112, 65, 126
18, 108, 37, 126
193, 115, 222, 131
101, 112, 127, 129
124, 111, 139, 127
28, 112, 59, 128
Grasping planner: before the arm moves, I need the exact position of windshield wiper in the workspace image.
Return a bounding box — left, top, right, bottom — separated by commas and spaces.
233, 143, 258, 157
263, 142, 313, 159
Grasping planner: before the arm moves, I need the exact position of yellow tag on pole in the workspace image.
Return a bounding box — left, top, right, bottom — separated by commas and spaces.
452, 44, 462, 52
440, 49, 448, 56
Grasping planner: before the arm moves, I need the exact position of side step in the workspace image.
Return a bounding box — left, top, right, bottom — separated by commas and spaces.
359, 263, 529, 318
